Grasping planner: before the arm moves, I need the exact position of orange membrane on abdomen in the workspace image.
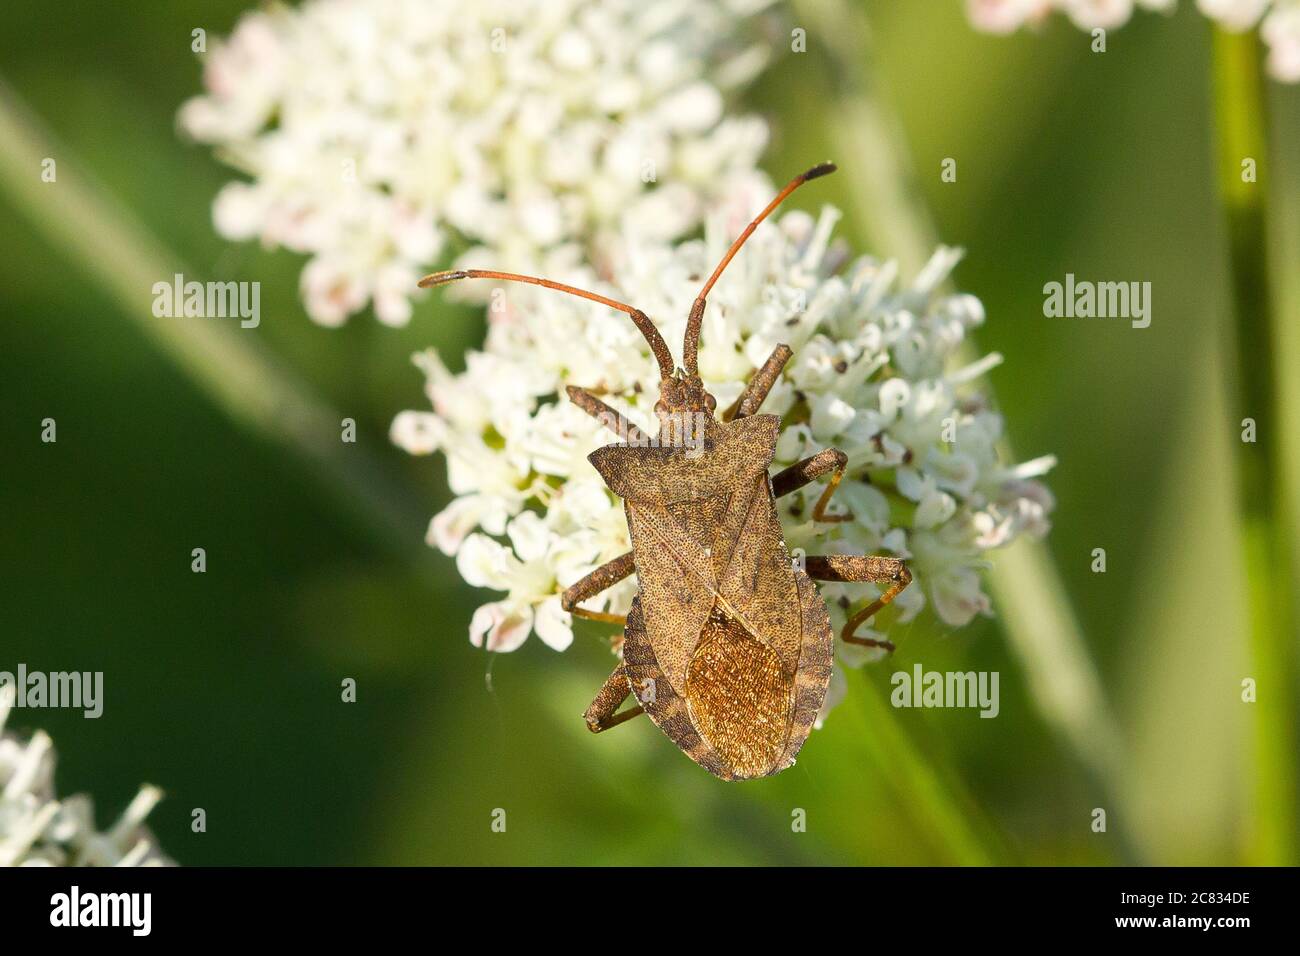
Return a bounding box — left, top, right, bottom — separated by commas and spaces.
683, 603, 794, 778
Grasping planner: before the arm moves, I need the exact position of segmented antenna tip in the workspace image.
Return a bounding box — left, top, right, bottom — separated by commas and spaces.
417, 270, 468, 289
801, 161, 837, 182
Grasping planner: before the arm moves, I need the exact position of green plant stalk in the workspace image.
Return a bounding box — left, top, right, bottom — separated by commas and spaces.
1210, 27, 1298, 866
0, 75, 431, 564
850, 671, 1012, 865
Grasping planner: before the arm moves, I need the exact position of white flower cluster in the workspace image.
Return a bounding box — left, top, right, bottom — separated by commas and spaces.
179, 0, 775, 326
967, 0, 1300, 81
392, 202, 1056, 689
0, 687, 171, 866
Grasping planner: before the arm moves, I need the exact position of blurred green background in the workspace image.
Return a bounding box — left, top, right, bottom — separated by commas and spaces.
1, 0, 1297, 865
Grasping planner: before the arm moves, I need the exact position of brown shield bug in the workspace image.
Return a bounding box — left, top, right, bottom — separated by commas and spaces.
420, 163, 911, 780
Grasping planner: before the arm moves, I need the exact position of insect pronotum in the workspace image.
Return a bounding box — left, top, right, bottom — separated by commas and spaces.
420, 163, 911, 780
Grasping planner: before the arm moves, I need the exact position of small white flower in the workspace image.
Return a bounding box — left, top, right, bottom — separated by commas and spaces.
1196, 0, 1269, 30
180, 0, 777, 325
1064, 0, 1135, 29
969, 0, 1300, 82
396, 201, 1055, 697
1263, 3, 1300, 79
965, 0, 1055, 33
469, 600, 536, 653
0, 686, 171, 867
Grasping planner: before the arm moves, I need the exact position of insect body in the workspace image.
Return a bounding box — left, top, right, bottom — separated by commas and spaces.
420, 163, 911, 780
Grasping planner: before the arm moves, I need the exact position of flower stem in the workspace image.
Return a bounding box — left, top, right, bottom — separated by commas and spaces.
1210, 26, 1298, 866
850, 673, 1013, 864
0, 75, 432, 563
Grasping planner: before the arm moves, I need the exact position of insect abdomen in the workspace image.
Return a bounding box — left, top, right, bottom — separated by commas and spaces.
683, 603, 794, 779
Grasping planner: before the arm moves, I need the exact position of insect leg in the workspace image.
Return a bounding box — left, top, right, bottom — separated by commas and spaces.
771, 447, 853, 522
560, 552, 635, 627
565, 386, 651, 444
804, 555, 912, 651
583, 663, 644, 733
722, 344, 793, 421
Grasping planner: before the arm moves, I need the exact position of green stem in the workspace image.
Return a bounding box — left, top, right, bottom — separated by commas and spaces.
851, 672, 1012, 864
0, 75, 431, 564
1210, 27, 1298, 866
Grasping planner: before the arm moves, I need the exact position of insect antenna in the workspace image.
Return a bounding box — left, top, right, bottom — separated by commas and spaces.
683, 162, 837, 376
419, 268, 675, 380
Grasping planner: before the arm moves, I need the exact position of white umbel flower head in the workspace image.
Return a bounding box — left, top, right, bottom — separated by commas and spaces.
180, 0, 776, 326
967, 0, 1300, 82
0, 686, 172, 867
393, 192, 1056, 706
